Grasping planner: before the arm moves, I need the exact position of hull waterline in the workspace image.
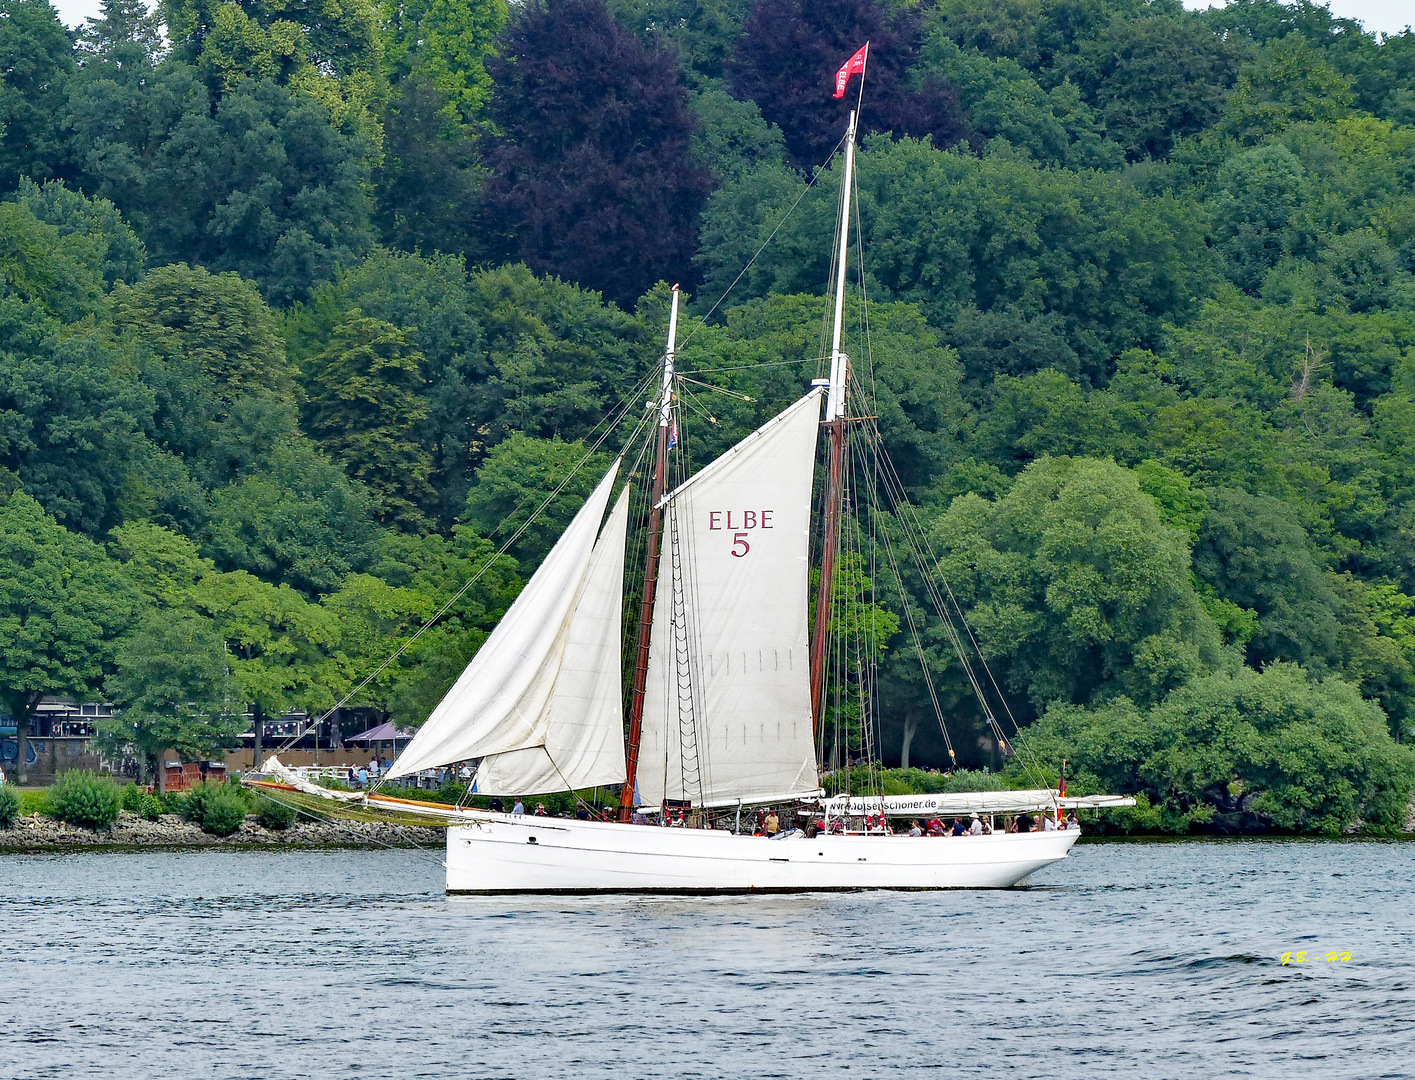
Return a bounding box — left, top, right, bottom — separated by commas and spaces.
445, 815, 1080, 894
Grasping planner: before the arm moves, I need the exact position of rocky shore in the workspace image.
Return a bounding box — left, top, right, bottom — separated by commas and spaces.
0, 810, 447, 851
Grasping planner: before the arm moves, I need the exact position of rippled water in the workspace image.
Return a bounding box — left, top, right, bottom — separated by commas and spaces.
3, 840, 1412, 1078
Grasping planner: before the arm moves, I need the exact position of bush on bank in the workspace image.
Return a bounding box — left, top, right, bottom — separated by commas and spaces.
178, 780, 259, 834
254, 794, 296, 830
45, 771, 122, 829
199, 788, 250, 836
120, 782, 165, 821
0, 784, 19, 828
1010, 664, 1415, 835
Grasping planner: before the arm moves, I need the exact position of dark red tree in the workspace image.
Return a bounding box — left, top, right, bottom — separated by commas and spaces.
481, 0, 711, 308
727, 0, 971, 170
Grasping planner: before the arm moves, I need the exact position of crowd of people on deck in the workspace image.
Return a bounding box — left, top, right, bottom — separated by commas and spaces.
799, 809, 1082, 837
470, 795, 1083, 835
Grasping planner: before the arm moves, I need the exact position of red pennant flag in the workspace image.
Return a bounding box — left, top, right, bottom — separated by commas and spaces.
832, 43, 869, 99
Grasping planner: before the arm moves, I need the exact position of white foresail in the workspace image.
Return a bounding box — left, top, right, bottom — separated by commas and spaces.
637, 390, 824, 808
473, 486, 631, 794
386, 462, 621, 780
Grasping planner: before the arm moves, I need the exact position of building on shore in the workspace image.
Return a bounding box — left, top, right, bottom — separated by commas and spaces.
2, 700, 400, 785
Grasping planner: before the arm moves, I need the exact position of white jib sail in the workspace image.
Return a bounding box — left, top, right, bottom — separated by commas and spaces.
637, 389, 824, 808
473, 485, 631, 795
386, 461, 621, 780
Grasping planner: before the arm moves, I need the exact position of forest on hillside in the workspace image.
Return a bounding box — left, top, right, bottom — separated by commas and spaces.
2, 0, 1415, 831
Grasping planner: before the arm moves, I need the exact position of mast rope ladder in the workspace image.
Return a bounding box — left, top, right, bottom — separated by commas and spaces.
667, 501, 704, 805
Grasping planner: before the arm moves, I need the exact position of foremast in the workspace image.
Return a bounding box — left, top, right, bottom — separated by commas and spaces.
620, 285, 679, 821
809, 107, 859, 732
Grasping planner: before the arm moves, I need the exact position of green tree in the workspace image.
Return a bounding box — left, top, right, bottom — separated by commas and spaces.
303, 312, 435, 529
695, 136, 1217, 385
470, 263, 649, 445
461, 433, 610, 565
351, 524, 522, 723
287, 250, 492, 527
1017, 663, 1415, 834
0, 200, 107, 322
1208, 143, 1307, 291
111, 263, 295, 406
0, 0, 73, 190
111, 521, 341, 725
100, 608, 243, 778
202, 438, 376, 594
1220, 33, 1356, 143
1065, 13, 1245, 160
689, 84, 788, 184
14, 179, 145, 290
0, 492, 139, 782
609, 0, 751, 83
927, 456, 1224, 713
373, 77, 485, 259
65, 64, 377, 304
917, 36, 1119, 169
0, 308, 159, 537
382, 0, 507, 124
1193, 487, 1342, 670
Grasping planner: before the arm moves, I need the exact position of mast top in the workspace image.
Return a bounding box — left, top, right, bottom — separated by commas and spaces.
659, 284, 679, 429
826, 112, 858, 424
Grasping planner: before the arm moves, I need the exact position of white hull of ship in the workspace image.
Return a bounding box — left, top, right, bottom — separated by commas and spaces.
444, 815, 1080, 893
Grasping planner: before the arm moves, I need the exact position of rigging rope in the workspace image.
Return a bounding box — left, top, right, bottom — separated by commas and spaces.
272, 368, 660, 760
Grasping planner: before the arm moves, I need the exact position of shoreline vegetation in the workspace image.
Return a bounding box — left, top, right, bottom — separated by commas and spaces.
2, 811, 1412, 853
1, 768, 1410, 850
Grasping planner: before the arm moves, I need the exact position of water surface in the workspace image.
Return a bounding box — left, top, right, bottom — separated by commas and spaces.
3, 840, 1411, 1078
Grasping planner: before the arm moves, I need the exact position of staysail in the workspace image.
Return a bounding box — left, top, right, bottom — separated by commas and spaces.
473, 486, 631, 794
636, 390, 824, 808
386, 462, 622, 780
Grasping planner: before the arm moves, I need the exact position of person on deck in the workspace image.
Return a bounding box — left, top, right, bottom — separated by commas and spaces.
764, 810, 780, 837
969, 814, 983, 835
489, 796, 504, 813
1017, 814, 1033, 833
926, 816, 945, 836
576, 805, 590, 820
534, 803, 548, 817
1043, 813, 1057, 831
908, 820, 924, 837
512, 798, 525, 815
951, 818, 967, 836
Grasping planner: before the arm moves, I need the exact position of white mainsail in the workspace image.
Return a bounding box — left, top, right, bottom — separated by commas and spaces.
473, 486, 631, 794
636, 390, 824, 808
386, 461, 621, 780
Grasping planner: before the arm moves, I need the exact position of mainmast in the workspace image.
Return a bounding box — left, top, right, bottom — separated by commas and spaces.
620, 285, 679, 820
809, 108, 859, 732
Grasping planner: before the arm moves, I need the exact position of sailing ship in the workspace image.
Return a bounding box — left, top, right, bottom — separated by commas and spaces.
250, 67, 1132, 892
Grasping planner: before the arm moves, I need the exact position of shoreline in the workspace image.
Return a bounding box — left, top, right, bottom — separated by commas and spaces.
0, 810, 447, 852
3, 811, 1411, 851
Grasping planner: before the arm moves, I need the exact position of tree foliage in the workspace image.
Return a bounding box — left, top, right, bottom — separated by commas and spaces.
727, 0, 972, 170
0, 0, 1412, 833
480, 0, 711, 307
1018, 664, 1415, 834
100, 608, 244, 771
